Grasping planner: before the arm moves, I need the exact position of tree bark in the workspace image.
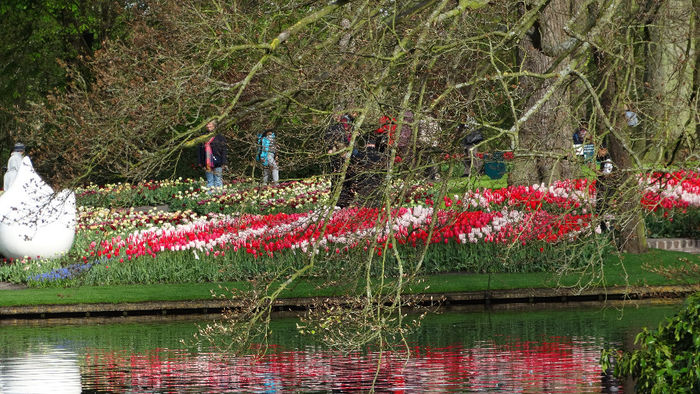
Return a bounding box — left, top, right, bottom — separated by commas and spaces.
509, 0, 577, 186
644, 0, 696, 164
607, 131, 648, 254
597, 43, 649, 254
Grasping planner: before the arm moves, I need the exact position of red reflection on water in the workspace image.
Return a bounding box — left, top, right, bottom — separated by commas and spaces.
82, 338, 613, 392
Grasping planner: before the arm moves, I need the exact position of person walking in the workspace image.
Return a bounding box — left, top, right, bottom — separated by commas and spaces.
338, 132, 386, 208
324, 114, 354, 193
595, 146, 614, 232
198, 120, 227, 190
459, 123, 484, 177
259, 130, 279, 186
3, 143, 26, 191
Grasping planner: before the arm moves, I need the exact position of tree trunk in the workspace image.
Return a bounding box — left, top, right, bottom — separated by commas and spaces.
509, 0, 577, 186
644, 0, 696, 164
607, 132, 648, 254
597, 43, 649, 254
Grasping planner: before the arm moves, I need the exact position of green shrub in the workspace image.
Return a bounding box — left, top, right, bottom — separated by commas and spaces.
645, 209, 700, 238
602, 293, 700, 393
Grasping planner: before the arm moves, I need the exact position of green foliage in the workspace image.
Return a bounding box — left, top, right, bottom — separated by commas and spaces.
415, 237, 611, 275
0, 1, 129, 161
645, 209, 700, 239
603, 293, 700, 393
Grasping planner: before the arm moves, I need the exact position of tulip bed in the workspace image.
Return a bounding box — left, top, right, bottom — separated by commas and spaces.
0, 170, 697, 287
640, 170, 700, 238
75, 177, 331, 214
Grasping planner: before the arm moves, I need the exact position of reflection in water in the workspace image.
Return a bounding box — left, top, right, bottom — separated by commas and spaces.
0, 345, 80, 394
80, 339, 603, 392
0, 304, 680, 393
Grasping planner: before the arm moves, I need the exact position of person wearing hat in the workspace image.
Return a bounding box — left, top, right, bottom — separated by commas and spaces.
3, 143, 26, 191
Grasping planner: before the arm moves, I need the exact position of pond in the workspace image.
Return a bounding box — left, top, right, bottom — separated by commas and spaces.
0, 301, 681, 393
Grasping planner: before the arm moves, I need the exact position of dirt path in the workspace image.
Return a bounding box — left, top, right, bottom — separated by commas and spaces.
0, 282, 27, 290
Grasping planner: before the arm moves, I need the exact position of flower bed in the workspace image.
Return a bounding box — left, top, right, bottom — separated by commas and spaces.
640, 170, 700, 238
23, 203, 598, 285
173, 178, 331, 214
2, 170, 697, 286
76, 178, 203, 208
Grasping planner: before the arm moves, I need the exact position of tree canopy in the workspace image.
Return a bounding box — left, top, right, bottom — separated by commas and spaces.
7, 0, 695, 182
3, 0, 698, 354
0, 0, 130, 166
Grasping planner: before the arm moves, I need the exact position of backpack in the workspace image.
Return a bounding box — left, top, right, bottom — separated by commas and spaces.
212, 153, 224, 167
256, 133, 264, 162
462, 130, 484, 147
202, 135, 227, 168
257, 132, 275, 165
325, 123, 349, 151
211, 135, 227, 167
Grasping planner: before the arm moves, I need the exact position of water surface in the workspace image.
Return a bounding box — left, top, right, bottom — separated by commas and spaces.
0, 302, 680, 393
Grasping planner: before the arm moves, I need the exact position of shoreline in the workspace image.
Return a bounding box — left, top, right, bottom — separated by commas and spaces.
1, 243, 697, 321
2, 283, 697, 321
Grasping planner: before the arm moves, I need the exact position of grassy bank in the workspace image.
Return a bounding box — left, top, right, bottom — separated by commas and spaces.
1, 249, 696, 308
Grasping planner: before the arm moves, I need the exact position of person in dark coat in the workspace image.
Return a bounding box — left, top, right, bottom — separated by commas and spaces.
572, 122, 588, 145
337, 133, 387, 208
198, 120, 227, 189
325, 113, 355, 197
459, 122, 484, 177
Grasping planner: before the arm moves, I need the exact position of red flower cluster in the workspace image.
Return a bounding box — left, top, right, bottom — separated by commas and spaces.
639, 170, 700, 211
86, 204, 592, 263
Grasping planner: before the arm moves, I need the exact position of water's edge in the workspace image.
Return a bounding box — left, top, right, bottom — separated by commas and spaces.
2, 284, 697, 321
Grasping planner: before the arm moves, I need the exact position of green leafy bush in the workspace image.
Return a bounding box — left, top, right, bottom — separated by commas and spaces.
645, 209, 700, 238
602, 292, 700, 393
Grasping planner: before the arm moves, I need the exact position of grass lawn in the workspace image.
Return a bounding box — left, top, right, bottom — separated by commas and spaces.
1, 249, 696, 308
416, 249, 699, 294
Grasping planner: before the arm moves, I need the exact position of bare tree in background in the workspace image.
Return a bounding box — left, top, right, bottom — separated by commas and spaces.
12, 0, 698, 354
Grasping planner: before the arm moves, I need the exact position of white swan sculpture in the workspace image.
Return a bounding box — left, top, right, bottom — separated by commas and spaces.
0, 157, 76, 259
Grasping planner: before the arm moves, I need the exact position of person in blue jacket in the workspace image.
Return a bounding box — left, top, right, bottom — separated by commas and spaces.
258, 130, 279, 186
